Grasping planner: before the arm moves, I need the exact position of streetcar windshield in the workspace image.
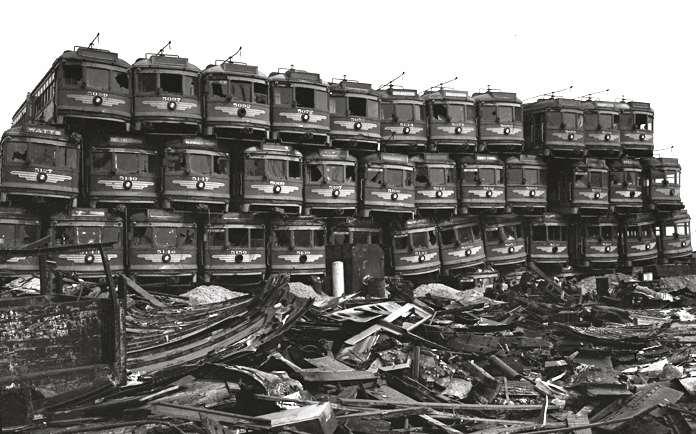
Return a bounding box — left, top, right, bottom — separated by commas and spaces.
295, 87, 328, 110
188, 154, 212, 175
0, 224, 38, 248
114, 152, 143, 174
229, 81, 252, 102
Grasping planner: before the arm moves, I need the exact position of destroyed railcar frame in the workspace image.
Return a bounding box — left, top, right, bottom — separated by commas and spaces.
48, 208, 125, 277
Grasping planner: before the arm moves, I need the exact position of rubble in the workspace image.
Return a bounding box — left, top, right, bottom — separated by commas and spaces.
4, 268, 696, 433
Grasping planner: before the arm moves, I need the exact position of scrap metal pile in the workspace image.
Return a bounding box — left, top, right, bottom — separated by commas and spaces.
4, 270, 696, 433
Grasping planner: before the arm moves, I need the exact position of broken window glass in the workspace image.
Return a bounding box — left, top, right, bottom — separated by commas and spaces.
440, 228, 456, 246
112, 72, 129, 92
367, 168, 383, 185
308, 164, 323, 182
214, 156, 228, 175
432, 104, 448, 122
92, 151, 112, 173
54, 227, 76, 246
574, 173, 589, 188
415, 166, 429, 187
345, 165, 355, 183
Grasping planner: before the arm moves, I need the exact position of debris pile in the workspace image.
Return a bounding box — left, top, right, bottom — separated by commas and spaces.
4, 271, 696, 433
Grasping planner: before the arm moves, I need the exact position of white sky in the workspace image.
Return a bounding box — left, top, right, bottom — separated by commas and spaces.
1, 0, 694, 217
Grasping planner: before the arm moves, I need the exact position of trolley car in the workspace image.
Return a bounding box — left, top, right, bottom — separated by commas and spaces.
11, 46, 131, 132
411, 153, 458, 215
130, 53, 201, 134
642, 157, 683, 210
570, 216, 619, 268
49, 208, 124, 277
505, 155, 547, 214
0, 124, 81, 207
328, 78, 380, 151
619, 101, 654, 157
423, 88, 477, 153
387, 218, 440, 277
0, 208, 41, 277
232, 142, 303, 214
268, 67, 330, 146
656, 210, 692, 262
526, 213, 569, 265
128, 209, 198, 283
523, 98, 585, 158
378, 87, 427, 152
547, 158, 611, 214
582, 100, 621, 158
327, 218, 382, 245
437, 216, 486, 275
304, 149, 357, 216
619, 212, 658, 266
161, 137, 230, 210
202, 212, 266, 282
472, 90, 523, 154
201, 60, 270, 140
86, 135, 158, 208
607, 158, 643, 212
482, 214, 527, 267
458, 154, 505, 214
269, 216, 326, 277
359, 152, 415, 218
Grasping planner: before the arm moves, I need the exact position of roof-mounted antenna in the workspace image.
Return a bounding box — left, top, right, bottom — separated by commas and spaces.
425, 76, 458, 93
222, 46, 243, 63
87, 33, 100, 49
523, 84, 574, 102
377, 72, 405, 90
578, 88, 610, 101
156, 41, 172, 56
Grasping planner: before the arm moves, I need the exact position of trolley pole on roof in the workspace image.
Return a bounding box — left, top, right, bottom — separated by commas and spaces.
578, 88, 610, 101
523, 84, 574, 102
88, 33, 100, 49
223, 46, 243, 63
156, 41, 172, 56
424, 76, 458, 93
377, 72, 406, 90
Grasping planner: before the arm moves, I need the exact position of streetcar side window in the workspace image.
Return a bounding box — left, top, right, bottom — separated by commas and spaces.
289, 161, 301, 179
245, 158, 265, 178
113, 72, 129, 92
137, 73, 158, 94
210, 80, 227, 98
348, 97, 367, 116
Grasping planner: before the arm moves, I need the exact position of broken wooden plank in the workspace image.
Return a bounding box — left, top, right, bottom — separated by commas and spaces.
122, 275, 165, 308
256, 402, 336, 434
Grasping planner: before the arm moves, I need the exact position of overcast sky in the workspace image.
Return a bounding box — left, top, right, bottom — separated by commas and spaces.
2, 0, 694, 217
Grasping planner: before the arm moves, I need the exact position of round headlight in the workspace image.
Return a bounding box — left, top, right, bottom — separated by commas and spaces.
123, 180, 133, 190
301, 113, 310, 122
93, 95, 103, 106
391, 192, 399, 201
273, 185, 282, 194
237, 107, 247, 118
167, 101, 177, 111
